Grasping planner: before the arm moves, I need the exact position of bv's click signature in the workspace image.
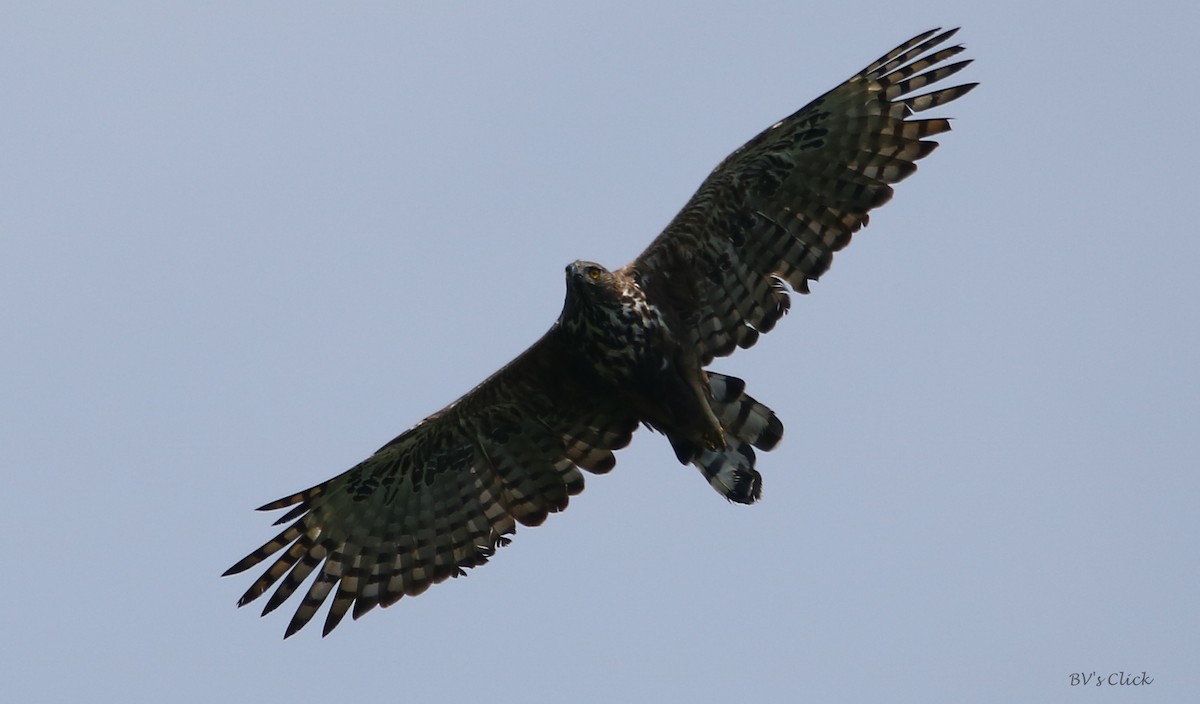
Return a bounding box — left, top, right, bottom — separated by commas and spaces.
1069, 671, 1153, 687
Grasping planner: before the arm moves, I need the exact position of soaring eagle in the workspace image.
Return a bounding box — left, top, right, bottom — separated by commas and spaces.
226, 28, 976, 637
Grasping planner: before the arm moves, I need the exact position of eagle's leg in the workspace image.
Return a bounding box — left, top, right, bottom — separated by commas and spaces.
701, 426, 727, 451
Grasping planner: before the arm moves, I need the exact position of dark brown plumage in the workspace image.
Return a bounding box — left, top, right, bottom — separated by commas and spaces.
225, 28, 977, 637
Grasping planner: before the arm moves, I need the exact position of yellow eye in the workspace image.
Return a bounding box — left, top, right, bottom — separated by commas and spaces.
588, 268, 602, 280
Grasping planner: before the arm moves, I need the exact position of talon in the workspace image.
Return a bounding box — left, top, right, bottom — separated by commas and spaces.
704, 428, 727, 451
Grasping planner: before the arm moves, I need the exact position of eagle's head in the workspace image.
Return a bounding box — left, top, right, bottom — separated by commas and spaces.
560, 260, 624, 327
564, 260, 618, 299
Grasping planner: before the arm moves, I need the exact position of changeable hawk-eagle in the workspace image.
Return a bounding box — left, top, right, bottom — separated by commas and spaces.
226, 28, 977, 637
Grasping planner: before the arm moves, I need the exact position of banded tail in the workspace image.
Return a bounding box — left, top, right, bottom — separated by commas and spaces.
672, 372, 784, 504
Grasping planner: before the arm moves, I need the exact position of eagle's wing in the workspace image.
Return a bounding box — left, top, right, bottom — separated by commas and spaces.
624, 28, 976, 364
224, 330, 637, 637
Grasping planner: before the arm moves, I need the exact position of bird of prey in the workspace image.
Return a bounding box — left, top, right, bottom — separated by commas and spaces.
225, 27, 976, 637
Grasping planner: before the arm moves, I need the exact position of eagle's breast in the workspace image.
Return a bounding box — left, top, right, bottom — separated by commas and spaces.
559, 266, 672, 386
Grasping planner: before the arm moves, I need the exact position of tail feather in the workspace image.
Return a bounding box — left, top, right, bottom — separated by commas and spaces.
696, 440, 762, 504
708, 372, 783, 451
674, 372, 784, 503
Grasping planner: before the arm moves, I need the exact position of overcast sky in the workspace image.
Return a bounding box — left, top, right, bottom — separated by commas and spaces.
3, 2, 1197, 702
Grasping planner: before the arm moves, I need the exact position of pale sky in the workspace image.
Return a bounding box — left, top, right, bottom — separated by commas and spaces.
3, 2, 1197, 702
